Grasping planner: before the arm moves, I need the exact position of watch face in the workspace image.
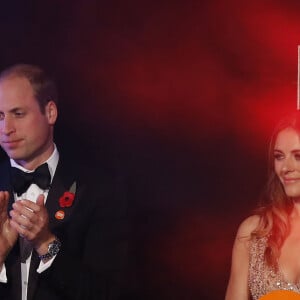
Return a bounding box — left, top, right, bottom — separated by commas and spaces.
48, 240, 61, 256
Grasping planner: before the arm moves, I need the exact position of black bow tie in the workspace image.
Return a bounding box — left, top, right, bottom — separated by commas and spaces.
11, 163, 51, 196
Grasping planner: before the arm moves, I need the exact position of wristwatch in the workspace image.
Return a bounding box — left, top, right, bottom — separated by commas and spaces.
38, 237, 61, 261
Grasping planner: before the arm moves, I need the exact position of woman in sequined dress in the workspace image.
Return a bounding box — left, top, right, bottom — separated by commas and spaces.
225, 114, 300, 300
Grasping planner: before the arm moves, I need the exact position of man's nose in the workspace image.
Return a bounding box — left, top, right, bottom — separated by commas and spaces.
0, 117, 15, 135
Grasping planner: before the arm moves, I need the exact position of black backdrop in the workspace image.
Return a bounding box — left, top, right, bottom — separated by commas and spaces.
1, 1, 300, 299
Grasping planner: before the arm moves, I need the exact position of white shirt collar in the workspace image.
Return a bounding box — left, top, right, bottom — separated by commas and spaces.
10, 144, 59, 182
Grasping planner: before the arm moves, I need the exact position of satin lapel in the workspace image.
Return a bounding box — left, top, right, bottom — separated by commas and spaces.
0, 160, 14, 211
45, 160, 76, 230
0, 159, 11, 189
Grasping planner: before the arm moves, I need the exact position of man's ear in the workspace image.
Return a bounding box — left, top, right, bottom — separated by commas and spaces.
45, 101, 58, 125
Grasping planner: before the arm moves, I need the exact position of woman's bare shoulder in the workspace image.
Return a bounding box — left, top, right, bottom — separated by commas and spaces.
236, 215, 260, 238
225, 215, 260, 300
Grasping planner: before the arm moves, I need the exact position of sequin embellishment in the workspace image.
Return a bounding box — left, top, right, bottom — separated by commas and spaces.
248, 237, 300, 300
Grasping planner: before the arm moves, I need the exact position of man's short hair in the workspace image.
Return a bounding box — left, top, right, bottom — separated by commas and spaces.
0, 64, 58, 113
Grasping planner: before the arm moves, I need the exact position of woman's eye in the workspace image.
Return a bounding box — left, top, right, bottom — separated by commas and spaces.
274, 154, 284, 160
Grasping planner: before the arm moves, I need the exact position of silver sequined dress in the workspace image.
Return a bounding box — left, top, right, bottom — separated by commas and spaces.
249, 237, 300, 300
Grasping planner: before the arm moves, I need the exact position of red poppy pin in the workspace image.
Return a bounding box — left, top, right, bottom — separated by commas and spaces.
59, 181, 76, 208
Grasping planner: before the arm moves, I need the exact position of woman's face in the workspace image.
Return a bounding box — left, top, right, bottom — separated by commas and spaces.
274, 127, 300, 199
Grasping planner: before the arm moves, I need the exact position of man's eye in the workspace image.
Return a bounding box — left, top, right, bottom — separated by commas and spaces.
0, 113, 4, 120
295, 154, 300, 161
14, 111, 24, 117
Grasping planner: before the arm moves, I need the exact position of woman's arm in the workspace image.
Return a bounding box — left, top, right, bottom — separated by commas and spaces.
225, 215, 260, 300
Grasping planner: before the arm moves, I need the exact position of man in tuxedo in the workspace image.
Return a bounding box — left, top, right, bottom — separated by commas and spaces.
0, 64, 128, 299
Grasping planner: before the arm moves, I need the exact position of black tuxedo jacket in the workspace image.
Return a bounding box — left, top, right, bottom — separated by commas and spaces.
0, 157, 128, 300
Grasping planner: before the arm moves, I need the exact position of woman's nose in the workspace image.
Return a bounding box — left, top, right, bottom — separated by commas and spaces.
282, 158, 295, 173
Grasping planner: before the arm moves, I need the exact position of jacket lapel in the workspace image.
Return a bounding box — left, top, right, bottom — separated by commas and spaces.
0, 160, 15, 211
46, 159, 76, 230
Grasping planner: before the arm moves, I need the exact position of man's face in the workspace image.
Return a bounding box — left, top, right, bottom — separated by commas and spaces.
0, 76, 57, 169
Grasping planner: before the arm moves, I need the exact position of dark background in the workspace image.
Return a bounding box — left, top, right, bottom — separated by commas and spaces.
0, 1, 299, 299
